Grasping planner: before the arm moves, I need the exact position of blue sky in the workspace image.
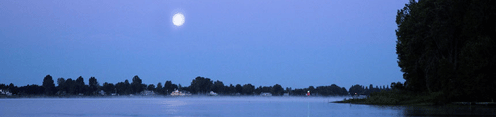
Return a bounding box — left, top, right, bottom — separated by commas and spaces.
1, 0, 407, 89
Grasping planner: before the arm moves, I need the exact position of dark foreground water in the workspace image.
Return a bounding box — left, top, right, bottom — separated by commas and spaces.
1, 97, 495, 117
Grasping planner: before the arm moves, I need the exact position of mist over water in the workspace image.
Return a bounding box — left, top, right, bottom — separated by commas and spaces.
1, 97, 494, 117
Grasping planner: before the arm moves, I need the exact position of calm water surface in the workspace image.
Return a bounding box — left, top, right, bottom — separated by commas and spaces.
1, 97, 494, 117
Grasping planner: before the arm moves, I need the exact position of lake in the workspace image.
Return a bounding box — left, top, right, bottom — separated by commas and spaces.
1, 96, 495, 117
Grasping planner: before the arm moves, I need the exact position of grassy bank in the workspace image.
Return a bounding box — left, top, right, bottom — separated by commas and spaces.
334, 90, 436, 105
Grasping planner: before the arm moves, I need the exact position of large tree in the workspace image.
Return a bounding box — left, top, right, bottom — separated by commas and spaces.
164, 80, 178, 94
147, 84, 155, 91
102, 82, 115, 95
242, 84, 255, 95
131, 75, 144, 94
65, 78, 76, 95
212, 80, 225, 94
349, 84, 364, 96
115, 81, 126, 95
42, 75, 55, 95
88, 77, 99, 95
235, 84, 243, 94
124, 79, 131, 94
75, 76, 86, 95
396, 0, 496, 102
189, 76, 213, 94
271, 84, 284, 96
56, 78, 66, 95
155, 82, 163, 94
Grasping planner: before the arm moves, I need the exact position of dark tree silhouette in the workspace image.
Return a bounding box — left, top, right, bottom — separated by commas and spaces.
88, 77, 98, 95
42, 75, 55, 95
124, 80, 131, 94
271, 84, 284, 96
2, 74, 395, 97
349, 84, 364, 96
164, 81, 178, 94
396, 0, 496, 102
155, 82, 163, 94
212, 80, 224, 94
189, 76, 213, 94
102, 82, 115, 95
227, 84, 236, 94
147, 84, 155, 91
56, 78, 66, 95
235, 84, 242, 94
75, 76, 86, 95
242, 84, 254, 95
115, 81, 126, 95
131, 75, 143, 94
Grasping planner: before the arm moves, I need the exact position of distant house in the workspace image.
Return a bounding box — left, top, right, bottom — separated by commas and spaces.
208, 91, 218, 96
0, 89, 11, 96
170, 90, 191, 96
99, 90, 105, 95
260, 92, 272, 96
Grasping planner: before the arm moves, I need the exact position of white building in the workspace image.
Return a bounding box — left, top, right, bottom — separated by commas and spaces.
260, 92, 272, 96
0, 89, 12, 96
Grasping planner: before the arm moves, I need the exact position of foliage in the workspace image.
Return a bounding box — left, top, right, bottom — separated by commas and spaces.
88, 77, 99, 95
291, 84, 358, 96
155, 82, 163, 94
315, 84, 348, 96
131, 75, 144, 94
18, 84, 45, 95
75, 76, 86, 95
254, 86, 272, 95
3, 75, 395, 97
271, 84, 284, 96
242, 84, 255, 95
211, 80, 224, 94
65, 78, 76, 95
42, 75, 55, 95
235, 84, 242, 94
189, 76, 212, 94
164, 81, 178, 94
56, 78, 66, 95
396, 0, 496, 102
147, 84, 155, 91
102, 82, 115, 95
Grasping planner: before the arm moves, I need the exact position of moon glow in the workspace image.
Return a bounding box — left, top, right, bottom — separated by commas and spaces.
172, 13, 185, 26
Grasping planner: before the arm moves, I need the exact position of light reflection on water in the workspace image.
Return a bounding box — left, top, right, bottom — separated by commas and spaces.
0, 97, 495, 117
161, 100, 188, 115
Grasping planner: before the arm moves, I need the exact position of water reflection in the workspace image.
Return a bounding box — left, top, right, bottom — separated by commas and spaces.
401, 105, 496, 116
160, 100, 188, 115
369, 105, 496, 116
3, 97, 495, 117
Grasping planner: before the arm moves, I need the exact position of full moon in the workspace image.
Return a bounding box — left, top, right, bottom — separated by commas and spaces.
172, 13, 185, 26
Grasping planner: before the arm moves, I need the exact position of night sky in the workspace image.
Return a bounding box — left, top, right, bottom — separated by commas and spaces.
1, 0, 408, 89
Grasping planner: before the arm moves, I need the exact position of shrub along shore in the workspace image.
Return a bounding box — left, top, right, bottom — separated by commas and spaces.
333, 90, 496, 107
333, 90, 435, 105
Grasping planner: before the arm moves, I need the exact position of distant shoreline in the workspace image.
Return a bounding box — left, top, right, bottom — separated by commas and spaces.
0, 95, 349, 99
331, 92, 496, 108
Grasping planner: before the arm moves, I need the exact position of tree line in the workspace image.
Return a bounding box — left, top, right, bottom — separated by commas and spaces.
0, 75, 389, 97
395, 0, 495, 103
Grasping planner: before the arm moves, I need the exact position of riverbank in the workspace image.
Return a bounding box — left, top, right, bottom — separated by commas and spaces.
333, 91, 438, 106
333, 91, 496, 108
